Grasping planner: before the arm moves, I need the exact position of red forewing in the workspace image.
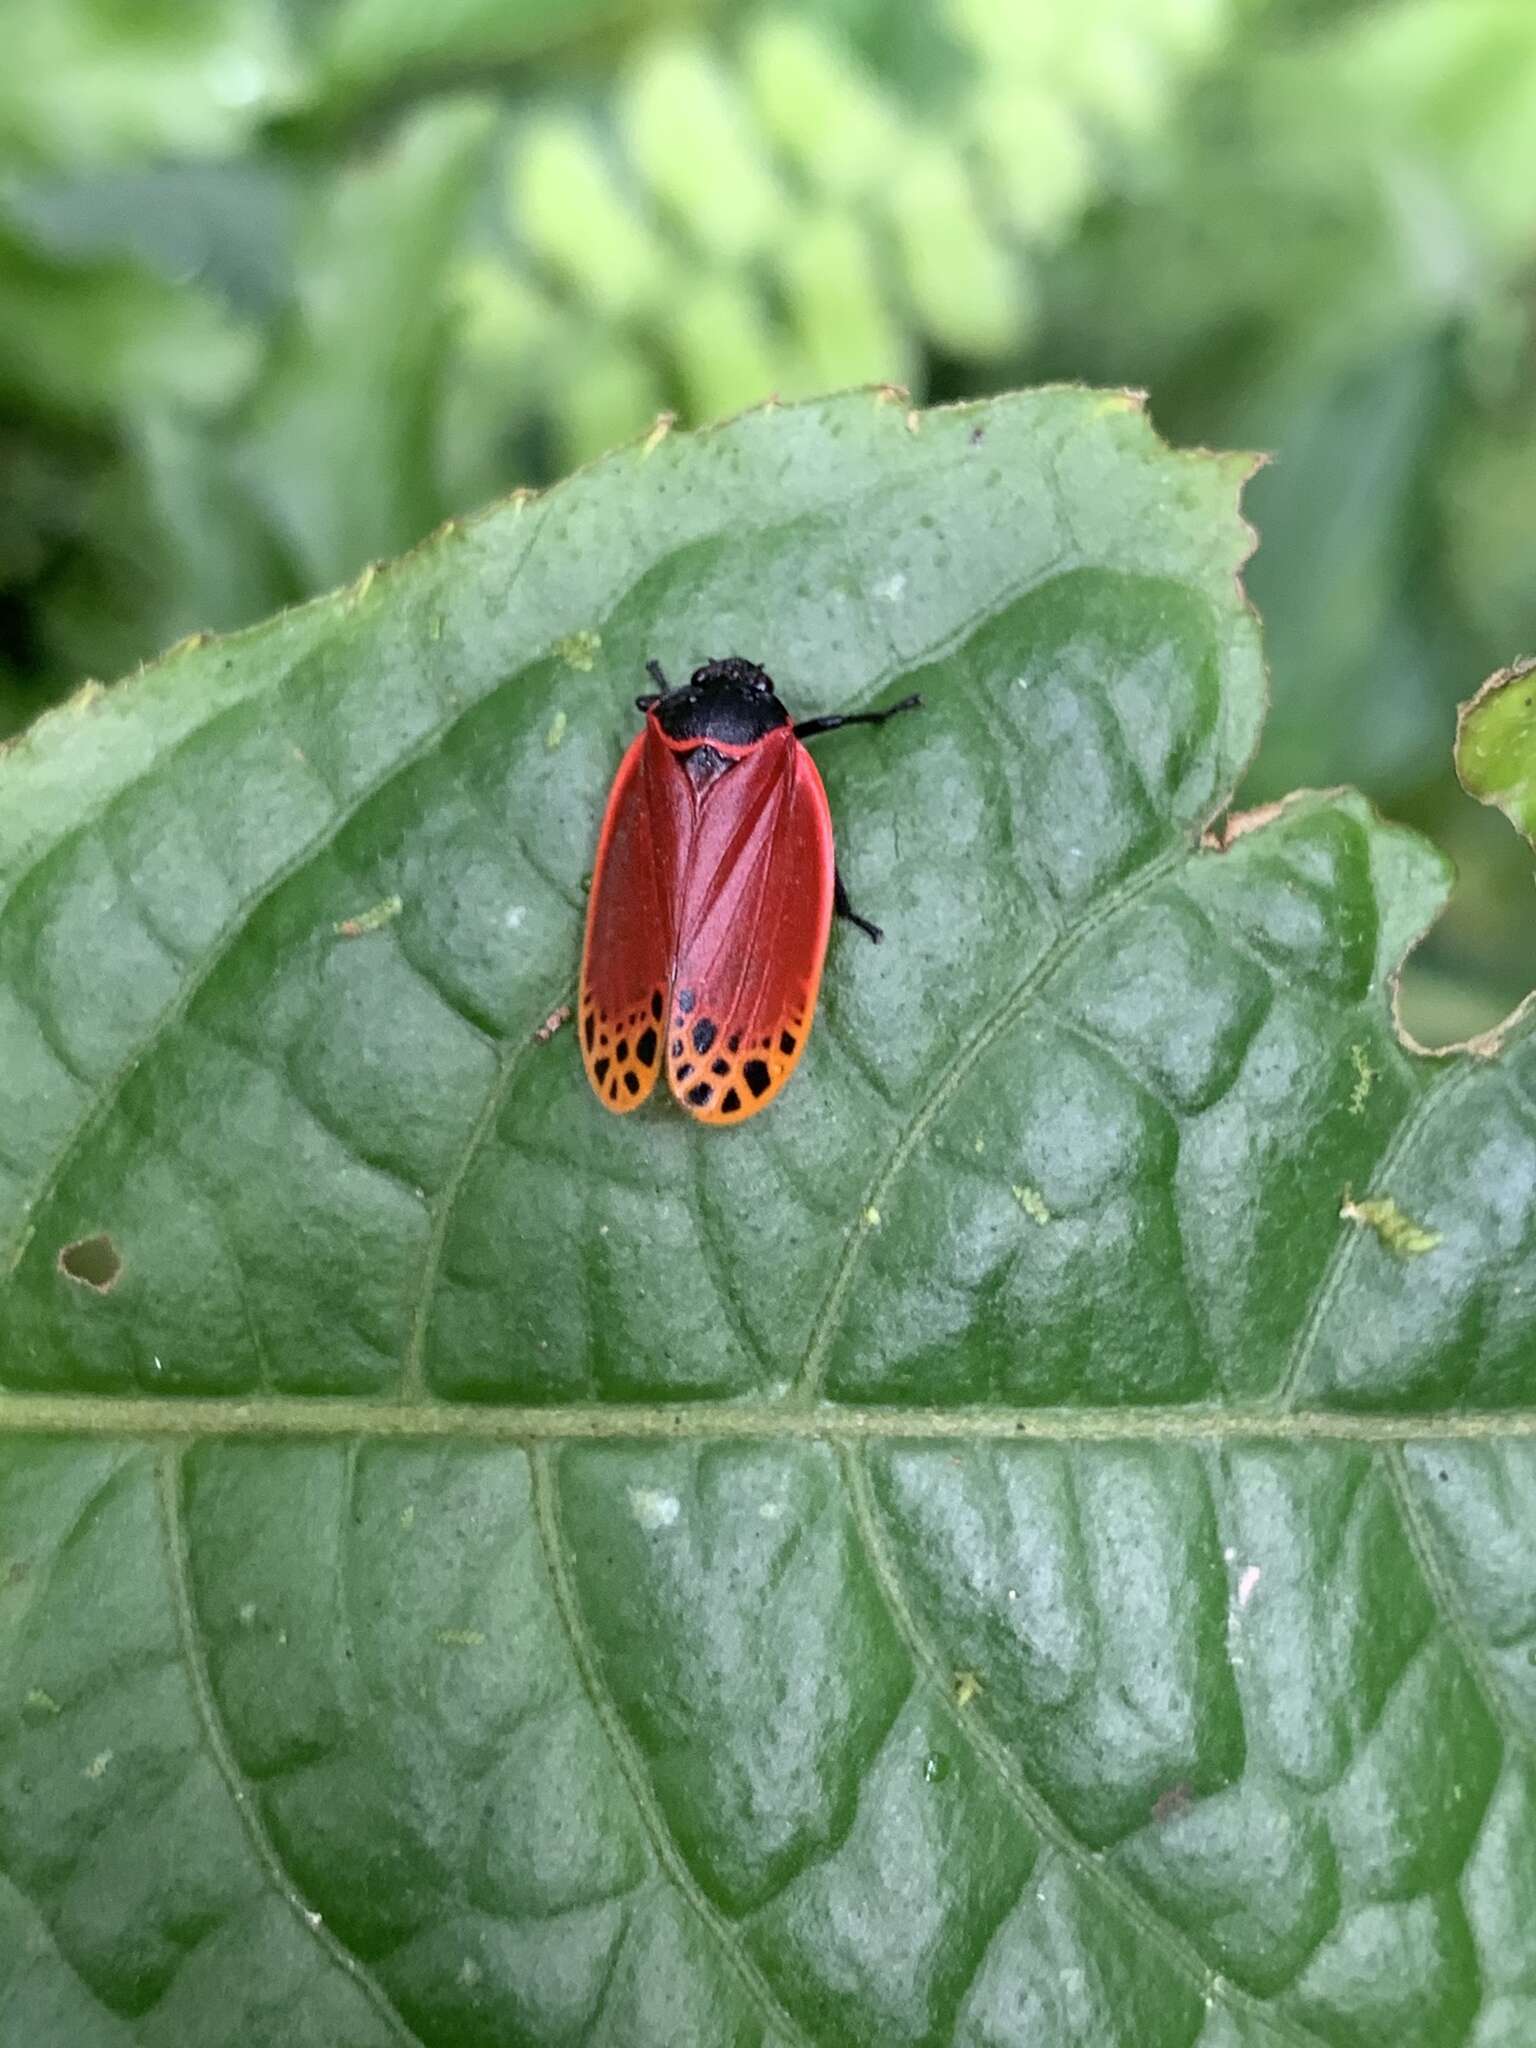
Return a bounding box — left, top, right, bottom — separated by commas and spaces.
664, 729, 833, 1125
579, 718, 834, 1124
578, 731, 672, 1112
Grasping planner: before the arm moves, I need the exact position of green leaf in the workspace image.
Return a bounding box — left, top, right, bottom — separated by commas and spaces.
1458, 655, 1536, 848
0, 0, 303, 169
3, 389, 1535, 2046
228, 99, 498, 597
1235, 338, 1455, 799
313, 0, 651, 113
0, 224, 257, 425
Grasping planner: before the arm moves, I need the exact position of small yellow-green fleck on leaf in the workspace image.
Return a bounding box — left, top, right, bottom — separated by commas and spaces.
862, 1206, 881, 1229
1012, 1183, 1051, 1225
973, 1136, 985, 1155
24, 1688, 61, 1717
334, 894, 402, 938
400, 1504, 416, 1531
953, 1671, 982, 1709
1348, 1044, 1376, 1116
85, 1750, 113, 1779
1340, 1192, 1440, 1257
555, 629, 602, 672
545, 709, 569, 750
434, 1628, 487, 1648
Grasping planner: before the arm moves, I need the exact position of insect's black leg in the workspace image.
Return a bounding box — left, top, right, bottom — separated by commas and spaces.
793, 692, 922, 742
835, 868, 883, 944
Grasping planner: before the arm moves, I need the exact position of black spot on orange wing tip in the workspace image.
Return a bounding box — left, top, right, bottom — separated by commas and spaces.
583, 1012, 596, 1051
720, 1088, 742, 1115
594, 1056, 611, 1084
650, 989, 664, 1020
779, 1030, 797, 1055
624, 1070, 641, 1096
743, 1058, 772, 1099
711, 1058, 729, 1077
636, 1027, 658, 1067
686, 1081, 713, 1108
691, 1018, 717, 1056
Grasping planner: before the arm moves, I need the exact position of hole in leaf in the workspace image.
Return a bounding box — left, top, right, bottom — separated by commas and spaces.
58, 1234, 122, 1292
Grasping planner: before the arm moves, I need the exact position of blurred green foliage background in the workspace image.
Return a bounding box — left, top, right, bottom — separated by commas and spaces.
3, 0, 1533, 1036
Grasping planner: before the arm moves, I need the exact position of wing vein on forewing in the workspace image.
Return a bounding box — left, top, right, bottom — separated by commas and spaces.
640, 728, 684, 970
681, 744, 796, 1032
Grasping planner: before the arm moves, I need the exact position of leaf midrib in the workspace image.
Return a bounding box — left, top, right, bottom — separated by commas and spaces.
2, 1396, 1532, 1441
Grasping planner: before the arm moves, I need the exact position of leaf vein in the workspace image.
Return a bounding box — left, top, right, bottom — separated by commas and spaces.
1275, 1058, 1480, 1408
526, 1444, 813, 2048
0, 497, 554, 1281
1382, 1445, 1536, 1766
793, 845, 1188, 1401
153, 1445, 424, 2045
837, 1442, 1328, 2048
398, 987, 571, 1400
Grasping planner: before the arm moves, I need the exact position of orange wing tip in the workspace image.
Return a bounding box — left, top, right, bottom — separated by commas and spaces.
666, 993, 813, 1125
580, 987, 666, 1113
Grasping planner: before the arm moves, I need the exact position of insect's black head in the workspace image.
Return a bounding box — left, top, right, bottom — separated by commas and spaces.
638, 656, 791, 746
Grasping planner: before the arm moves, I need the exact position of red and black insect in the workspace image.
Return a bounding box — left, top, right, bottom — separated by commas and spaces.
579, 656, 920, 1125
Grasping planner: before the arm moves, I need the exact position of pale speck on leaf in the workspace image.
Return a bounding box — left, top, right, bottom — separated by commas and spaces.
629, 1488, 681, 1531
